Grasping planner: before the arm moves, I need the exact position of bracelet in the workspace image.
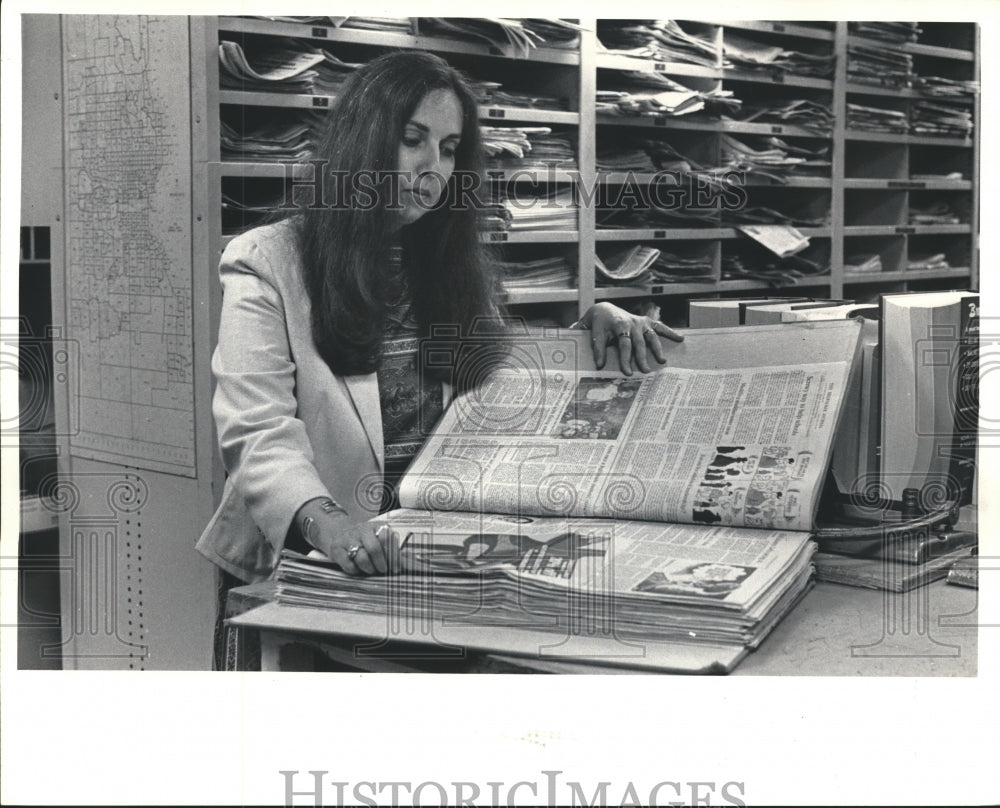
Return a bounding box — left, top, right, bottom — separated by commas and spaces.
299, 499, 347, 538
319, 498, 348, 516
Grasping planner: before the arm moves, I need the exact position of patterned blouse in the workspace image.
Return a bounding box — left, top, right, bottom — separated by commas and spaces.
375, 247, 445, 512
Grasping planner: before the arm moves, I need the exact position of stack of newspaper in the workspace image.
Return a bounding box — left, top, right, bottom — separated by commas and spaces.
312, 50, 363, 94
482, 127, 576, 169
911, 170, 964, 181
486, 86, 570, 110
737, 225, 810, 259
849, 21, 921, 43
460, 70, 569, 110
522, 18, 585, 49
335, 17, 413, 32
720, 135, 831, 182
913, 75, 979, 98
597, 138, 716, 174
598, 197, 723, 229
846, 102, 909, 134
847, 43, 915, 88
596, 19, 719, 67
907, 252, 951, 271
501, 189, 578, 231
608, 250, 716, 285
644, 140, 717, 172
418, 18, 582, 57
723, 33, 835, 78
646, 251, 715, 283
497, 256, 576, 290
219, 39, 326, 93
726, 99, 834, 133
596, 145, 658, 172
275, 521, 816, 648
909, 199, 962, 225
250, 16, 414, 32
597, 88, 705, 118
724, 205, 829, 228
272, 328, 868, 652
911, 100, 973, 138
595, 245, 662, 283
723, 247, 829, 284
220, 117, 319, 162
844, 253, 884, 273
597, 72, 740, 120
249, 15, 334, 23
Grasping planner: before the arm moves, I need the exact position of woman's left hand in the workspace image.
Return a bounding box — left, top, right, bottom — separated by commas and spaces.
572, 302, 684, 375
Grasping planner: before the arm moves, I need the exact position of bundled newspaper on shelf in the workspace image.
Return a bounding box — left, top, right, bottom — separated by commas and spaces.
419, 18, 583, 57
597, 72, 740, 120
847, 43, 915, 88
722, 247, 829, 284
907, 253, 951, 272
720, 135, 831, 182
482, 127, 576, 169
725, 99, 834, 133
845, 253, 884, 274
724, 205, 829, 228
597, 137, 721, 175
220, 118, 320, 162
596, 19, 719, 67
911, 100, 973, 138
498, 256, 575, 290
249, 16, 413, 32
500, 188, 578, 231
848, 21, 921, 43
596, 247, 714, 287
219, 39, 326, 93
909, 200, 962, 225
723, 33, 835, 78
847, 102, 909, 134
595, 245, 662, 283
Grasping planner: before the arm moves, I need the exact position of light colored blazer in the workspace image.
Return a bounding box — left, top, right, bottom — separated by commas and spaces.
196, 220, 385, 582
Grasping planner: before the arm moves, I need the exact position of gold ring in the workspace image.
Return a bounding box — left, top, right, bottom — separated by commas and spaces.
346, 545, 362, 561
617, 329, 631, 338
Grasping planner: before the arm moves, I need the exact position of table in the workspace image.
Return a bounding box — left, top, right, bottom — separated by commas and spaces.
224, 578, 977, 675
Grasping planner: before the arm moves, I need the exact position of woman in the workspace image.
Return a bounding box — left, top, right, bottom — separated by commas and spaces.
196, 51, 681, 585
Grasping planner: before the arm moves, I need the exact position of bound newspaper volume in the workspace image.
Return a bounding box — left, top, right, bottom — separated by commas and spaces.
274, 320, 864, 669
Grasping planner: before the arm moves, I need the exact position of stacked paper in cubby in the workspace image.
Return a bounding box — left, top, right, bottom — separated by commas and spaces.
219, 39, 326, 93
847, 43, 914, 87
724, 33, 835, 77
846, 102, 908, 134
597, 19, 719, 67
498, 256, 575, 290
849, 21, 921, 43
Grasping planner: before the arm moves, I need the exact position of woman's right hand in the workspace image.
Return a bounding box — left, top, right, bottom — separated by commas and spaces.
294, 498, 398, 575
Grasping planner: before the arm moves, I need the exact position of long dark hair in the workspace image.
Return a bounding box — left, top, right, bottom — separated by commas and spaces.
296, 50, 503, 377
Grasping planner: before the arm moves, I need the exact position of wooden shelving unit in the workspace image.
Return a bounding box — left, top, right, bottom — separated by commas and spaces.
201, 18, 979, 327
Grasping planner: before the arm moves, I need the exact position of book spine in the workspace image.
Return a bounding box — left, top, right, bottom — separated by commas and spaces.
950, 295, 979, 505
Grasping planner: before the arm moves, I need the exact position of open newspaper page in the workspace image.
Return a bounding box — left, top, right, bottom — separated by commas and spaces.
275, 510, 815, 646
398, 362, 848, 531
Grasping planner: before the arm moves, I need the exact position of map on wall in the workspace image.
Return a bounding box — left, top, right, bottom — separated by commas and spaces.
63, 15, 196, 476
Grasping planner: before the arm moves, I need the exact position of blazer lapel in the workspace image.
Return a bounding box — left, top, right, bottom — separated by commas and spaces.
343, 373, 384, 472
